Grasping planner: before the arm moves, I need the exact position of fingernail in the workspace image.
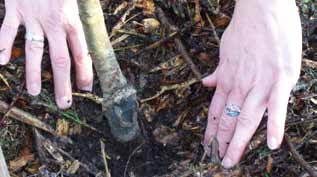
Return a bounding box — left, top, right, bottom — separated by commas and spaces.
222, 157, 234, 168
268, 137, 278, 150
28, 83, 40, 96
57, 96, 72, 109
0, 54, 7, 65
79, 84, 93, 92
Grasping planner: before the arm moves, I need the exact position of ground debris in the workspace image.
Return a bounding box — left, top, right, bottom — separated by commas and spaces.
1, 0, 317, 176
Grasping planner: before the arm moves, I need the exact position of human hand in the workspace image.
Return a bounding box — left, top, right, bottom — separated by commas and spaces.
0, 0, 93, 109
203, 0, 302, 168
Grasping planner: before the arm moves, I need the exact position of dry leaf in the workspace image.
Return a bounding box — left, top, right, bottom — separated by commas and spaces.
213, 13, 231, 28
11, 47, 23, 59
56, 119, 69, 136
9, 154, 34, 172
42, 70, 53, 81
136, 0, 155, 15
142, 18, 160, 33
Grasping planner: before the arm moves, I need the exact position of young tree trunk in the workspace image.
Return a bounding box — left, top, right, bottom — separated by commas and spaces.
0, 147, 10, 177
77, 0, 128, 98
77, 0, 140, 142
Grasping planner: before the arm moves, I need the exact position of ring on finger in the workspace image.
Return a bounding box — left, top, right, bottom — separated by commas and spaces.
225, 104, 241, 117
25, 32, 44, 43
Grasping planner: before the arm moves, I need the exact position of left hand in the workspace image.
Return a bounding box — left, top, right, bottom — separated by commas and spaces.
0, 0, 93, 109
202, 0, 302, 168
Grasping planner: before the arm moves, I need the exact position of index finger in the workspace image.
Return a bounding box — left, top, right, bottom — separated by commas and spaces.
0, 13, 20, 64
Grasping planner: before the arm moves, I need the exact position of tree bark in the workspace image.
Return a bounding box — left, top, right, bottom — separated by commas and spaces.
77, 0, 140, 142
77, 0, 133, 101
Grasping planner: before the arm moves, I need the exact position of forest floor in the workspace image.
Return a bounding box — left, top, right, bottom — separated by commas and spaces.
1, 0, 317, 177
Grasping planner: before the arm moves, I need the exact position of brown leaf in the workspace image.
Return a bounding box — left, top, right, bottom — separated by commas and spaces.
213, 13, 231, 28
42, 71, 53, 81
56, 119, 69, 136
136, 0, 155, 15
11, 47, 23, 59
9, 154, 35, 172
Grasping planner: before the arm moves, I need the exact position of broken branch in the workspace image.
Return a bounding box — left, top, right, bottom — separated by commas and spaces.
0, 100, 56, 136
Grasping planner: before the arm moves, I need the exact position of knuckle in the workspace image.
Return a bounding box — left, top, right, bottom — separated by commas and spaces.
217, 119, 234, 133
42, 11, 66, 32
217, 79, 231, 93
66, 18, 82, 34
74, 52, 89, 64
52, 57, 70, 69
26, 42, 44, 51
231, 84, 248, 98
237, 112, 254, 130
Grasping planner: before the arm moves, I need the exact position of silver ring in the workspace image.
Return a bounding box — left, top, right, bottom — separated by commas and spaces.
225, 104, 241, 117
25, 32, 44, 43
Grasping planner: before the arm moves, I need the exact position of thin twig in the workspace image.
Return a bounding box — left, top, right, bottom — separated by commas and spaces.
136, 31, 178, 55
124, 142, 145, 177
100, 140, 111, 177
140, 78, 199, 103
205, 13, 220, 45
285, 134, 317, 177
73, 92, 103, 104
156, 7, 202, 80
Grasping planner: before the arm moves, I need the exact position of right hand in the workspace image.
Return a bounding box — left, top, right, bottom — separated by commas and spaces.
203, 0, 302, 168
0, 0, 93, 109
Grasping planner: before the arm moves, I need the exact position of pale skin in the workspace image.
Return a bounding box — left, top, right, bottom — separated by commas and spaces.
203, 0, 302, 168
0, 0, 93, 109
0, 0, 302, 168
